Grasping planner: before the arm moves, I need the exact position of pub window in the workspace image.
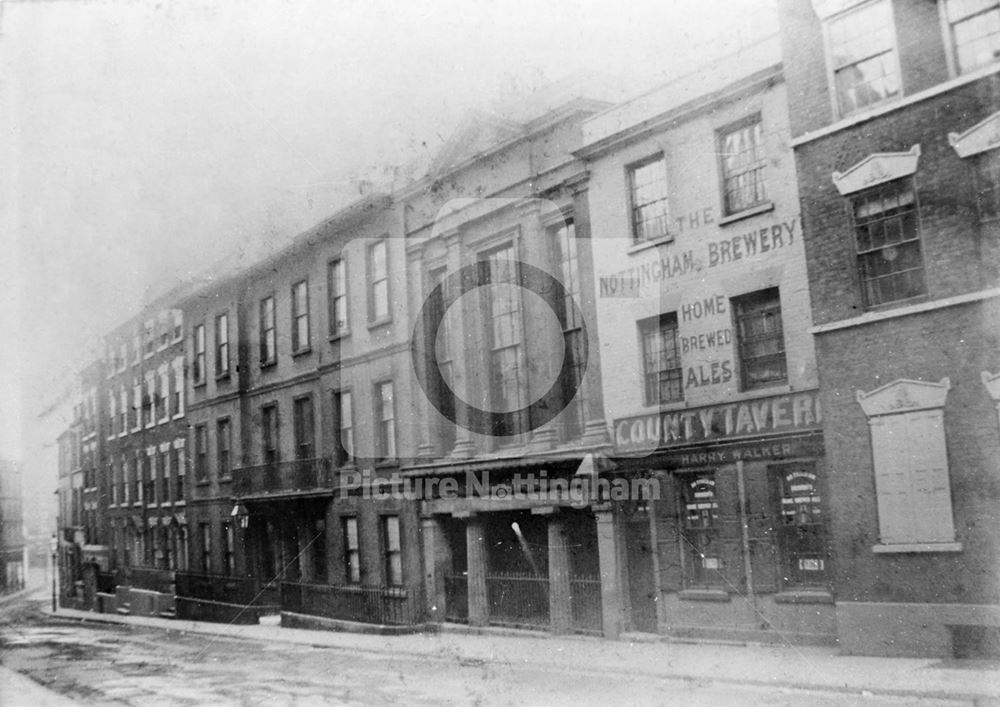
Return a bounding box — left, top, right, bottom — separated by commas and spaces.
215, 312, 230, 377
975, 148, 1000, 221
772, 464, 827, 586
260, 295, 276, 365
551, 220, 586, 439
261, 404, 279, 465
382, 515, 403, 587
719, 116, 767, 215
944, 0, 1000, 75
639, 314, 683, 406
826, 0, 900, 117
343, 516, 361, 584
291, 279, 310, 353
850, 177, 926, 307
192, 323, 206, 385
679, 472, 721, 586
733, 288, 787, 390
628, 154, 670, 242
293, 395, 315, 460
333, 390, 353, 465
328, 258, 349, 336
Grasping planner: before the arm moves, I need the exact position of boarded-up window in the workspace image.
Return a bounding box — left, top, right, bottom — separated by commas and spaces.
869, 410, 955, 544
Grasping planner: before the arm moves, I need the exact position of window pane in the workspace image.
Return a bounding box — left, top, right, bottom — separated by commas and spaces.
629, 157, 670, 242
640, 315, 683, 405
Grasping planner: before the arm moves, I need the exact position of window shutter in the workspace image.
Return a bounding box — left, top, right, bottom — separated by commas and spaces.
869, 414, 913, 544
653, 478, 684, 592
905, 410, 955, 543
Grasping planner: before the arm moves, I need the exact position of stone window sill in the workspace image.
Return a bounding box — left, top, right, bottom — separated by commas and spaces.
872, 542, 963, 554
717, 201, 775, 227
678, 588, 730, 602
773, 590, 834, 605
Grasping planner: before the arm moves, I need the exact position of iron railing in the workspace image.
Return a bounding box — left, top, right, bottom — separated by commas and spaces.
232, 458, 334, 498
485, 572, 550, 629
124, 566, 175, 593
175, 571, 280, 608
569, 574, 603, 634
280, 581, 422, 626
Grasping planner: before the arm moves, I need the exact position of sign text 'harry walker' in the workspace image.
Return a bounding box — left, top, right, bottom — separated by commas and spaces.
614, 389, 822, 452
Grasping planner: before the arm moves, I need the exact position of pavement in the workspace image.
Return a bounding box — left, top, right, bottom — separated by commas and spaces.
36, 603, 999, 705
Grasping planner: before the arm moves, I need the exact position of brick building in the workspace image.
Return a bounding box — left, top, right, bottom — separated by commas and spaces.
177, 193, 426, 626
575, 36, 832, 644
101, 293, 192, 605
778, 0, 1000, 656
0, 458, 26, 593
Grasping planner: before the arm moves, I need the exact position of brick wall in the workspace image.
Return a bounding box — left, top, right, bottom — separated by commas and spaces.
817, 299, 1000, 604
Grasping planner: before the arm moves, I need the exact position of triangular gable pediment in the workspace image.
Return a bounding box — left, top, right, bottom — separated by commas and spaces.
833, 145, 921, 196
428, 111, 524, 178
856, 377, 950, 417
949, 111, 1000, 158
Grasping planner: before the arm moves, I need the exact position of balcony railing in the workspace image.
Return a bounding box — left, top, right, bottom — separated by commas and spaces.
232, 458, 334, 498
280, 581, 423, 626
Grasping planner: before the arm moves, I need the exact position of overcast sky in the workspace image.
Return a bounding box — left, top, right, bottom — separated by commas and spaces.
0, 0, 779, 463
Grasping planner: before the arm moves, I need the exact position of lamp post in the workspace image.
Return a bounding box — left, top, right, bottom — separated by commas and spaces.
49, 534, 58, 613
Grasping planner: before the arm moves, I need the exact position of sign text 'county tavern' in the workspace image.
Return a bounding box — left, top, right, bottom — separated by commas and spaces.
614, 389, 822, 452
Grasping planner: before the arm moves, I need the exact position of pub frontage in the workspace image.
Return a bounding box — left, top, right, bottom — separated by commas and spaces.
609, 389, 833, 644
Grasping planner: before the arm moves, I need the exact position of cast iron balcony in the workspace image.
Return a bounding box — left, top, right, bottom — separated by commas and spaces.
232, 458, 334, 499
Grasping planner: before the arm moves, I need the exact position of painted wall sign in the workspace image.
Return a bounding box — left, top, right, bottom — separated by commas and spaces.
614, 389, 822, 453
597, 214, 800, 297
655, 434, 825, 467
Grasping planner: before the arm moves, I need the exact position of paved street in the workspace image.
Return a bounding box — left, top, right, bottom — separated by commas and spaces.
0, 593, 988, 706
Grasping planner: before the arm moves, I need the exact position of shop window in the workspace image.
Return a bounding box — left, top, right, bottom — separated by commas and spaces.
639, 314, 683, 406
772, 465, 827, 586
850, 177, 926, 307
944, 0, 1000, 75
628, 154, 670, 242
826, 0, 900, 116
733, 288, 787, 390
679, 472, 721, 586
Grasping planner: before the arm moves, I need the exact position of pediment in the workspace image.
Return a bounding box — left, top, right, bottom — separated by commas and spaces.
982, 371, 1000, 402
856, 378, 950, 417
949, 111, 1000, 158
428, 111, 524, 177
833, 145, 921, 196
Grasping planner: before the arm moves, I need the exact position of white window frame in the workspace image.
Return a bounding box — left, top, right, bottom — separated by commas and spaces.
822, 0, 903, 119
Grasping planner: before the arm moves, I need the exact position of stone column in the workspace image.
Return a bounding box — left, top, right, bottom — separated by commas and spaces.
443, 229, 476, 458
547, 515, 572, 634
421, 515, 449, 622
465, 515, 489, 626
595, 506, 623, 639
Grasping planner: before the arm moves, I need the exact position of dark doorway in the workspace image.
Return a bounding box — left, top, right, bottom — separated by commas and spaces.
443, 517, 468, 623
623, 502, 658, 633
